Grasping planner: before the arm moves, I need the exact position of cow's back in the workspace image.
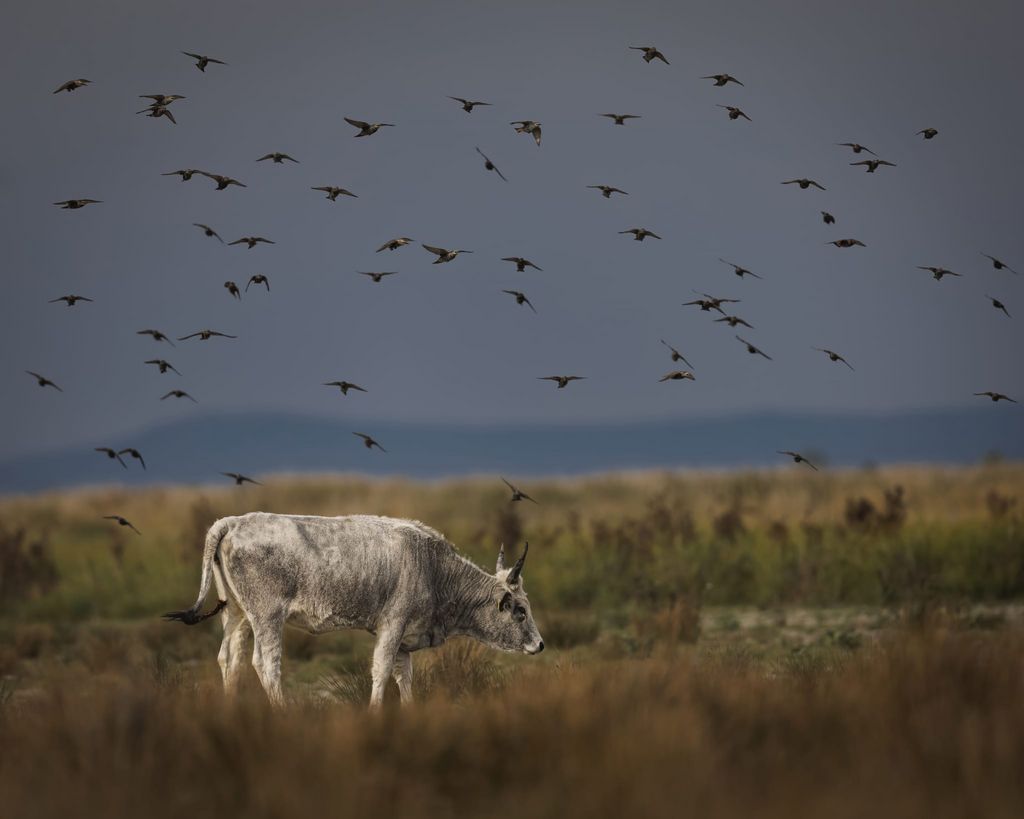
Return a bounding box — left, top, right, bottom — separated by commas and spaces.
216, 512, 448, 632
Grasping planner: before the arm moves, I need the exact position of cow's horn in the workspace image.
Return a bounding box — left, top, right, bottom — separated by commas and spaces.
506, 542, 528, 585
496, 543, 506, 572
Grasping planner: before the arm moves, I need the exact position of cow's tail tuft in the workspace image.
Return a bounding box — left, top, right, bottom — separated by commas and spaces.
163, 518, 231, 626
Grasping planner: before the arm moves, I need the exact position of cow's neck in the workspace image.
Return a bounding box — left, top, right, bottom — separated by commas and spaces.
435, 552, 499, 640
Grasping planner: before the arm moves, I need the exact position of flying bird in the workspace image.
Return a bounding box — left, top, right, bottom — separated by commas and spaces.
974, 391, 1016, 403
54, 199, 101, 209
659, 370, 695, 382
538, 375, 586, 389
95, 448, 127, 468
344, 117, 394, 137
702, 73, 743, 86
985, 295, 1011, 318
836, 142, 877, 156
224, 281, 241, 299
103, 515, 141, 535
359, 271, 397, 283
502, 290, 537, 313
193, 223, 223, 241
49, 294, 93, 306
118, 448, 146, 470
161, 389, 197, 402
660, 340, 693, 368
821, 211, 836, 225
228, 236, 274, 249
736, 336, 772, 360
502, 256, 542, 272
620, 228, 661, 241
782, 178, 826, 190
449, 97, 491, 112
422, 244, 472, 264
474, 147, 507, 181
25, 371, 62, 391
178, 329, 237, 341
587, 185, 628, 198
376, 237, 414, 252
629, 46, 669, 64
256, 152, 298, 164
981, 253, 1017, 274
715, 315, 754, 329
814, 348, 854, 370
851, 159, 897, 173
917, 266, 961, 280
599, 113, 641, 125
353, 432, 387, 452
917, 128, 939, 140
683, 293, 739, 314
777, 451, 818, 471
828, 239, 866, 248
717, 105, 751, 121
54, 78, 91, 93
144, 359, 181, 375
246, 275, 270, 292
719, 259, 762, 278
311, 186, 357, 201
182, 52, 227, 72
510, 120, 543, 146
324, 381, 367, 395
137, 329, 175, 346
140, 94, 185, 106
221, 472, 262, 485
199, 172, 246, 190
683, 297, 725, 313
502, 477, 538, 503
137, 104, 176, 124
164, 169, 202, 181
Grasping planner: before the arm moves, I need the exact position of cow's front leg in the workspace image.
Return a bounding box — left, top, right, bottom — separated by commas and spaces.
369, 626, 405, 709
392, 650, 414, 705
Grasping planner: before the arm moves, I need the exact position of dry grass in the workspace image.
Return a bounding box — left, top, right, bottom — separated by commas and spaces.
1, 465, 1022, 816
1, 630, 1022, 819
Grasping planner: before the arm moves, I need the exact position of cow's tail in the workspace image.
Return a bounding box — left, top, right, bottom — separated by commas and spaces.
163, 518, 231, 626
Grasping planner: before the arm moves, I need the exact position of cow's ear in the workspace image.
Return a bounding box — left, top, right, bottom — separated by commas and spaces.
498, 591, 512, 612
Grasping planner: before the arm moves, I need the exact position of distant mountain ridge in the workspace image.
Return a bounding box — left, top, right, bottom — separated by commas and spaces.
0, 408, 1021, 493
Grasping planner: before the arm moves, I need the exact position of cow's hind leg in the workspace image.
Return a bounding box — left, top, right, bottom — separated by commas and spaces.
250, 614, 286, 706
392, 650, 414, 705
217, 604, 251, 696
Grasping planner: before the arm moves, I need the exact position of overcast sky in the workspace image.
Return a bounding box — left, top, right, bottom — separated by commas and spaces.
2, 0, 1022, 459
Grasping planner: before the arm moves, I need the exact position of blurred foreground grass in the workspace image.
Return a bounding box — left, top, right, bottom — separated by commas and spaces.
1, 629, 1022, 819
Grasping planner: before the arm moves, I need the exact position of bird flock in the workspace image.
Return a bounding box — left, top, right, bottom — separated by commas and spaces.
34, 43, 1022, 533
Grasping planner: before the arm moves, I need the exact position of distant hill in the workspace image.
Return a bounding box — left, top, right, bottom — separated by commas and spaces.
0, 408, 1020, 493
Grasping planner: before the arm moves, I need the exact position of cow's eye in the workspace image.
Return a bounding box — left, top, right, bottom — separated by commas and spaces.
514, 607, 526, 622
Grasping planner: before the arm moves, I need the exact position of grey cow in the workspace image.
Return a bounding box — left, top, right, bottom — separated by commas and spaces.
166, 513, 544, 706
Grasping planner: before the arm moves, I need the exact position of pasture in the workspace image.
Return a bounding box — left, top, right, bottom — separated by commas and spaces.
1, 464, 1023, 817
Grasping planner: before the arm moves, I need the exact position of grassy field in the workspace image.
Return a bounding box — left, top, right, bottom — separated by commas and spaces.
1, 464, 1023, 817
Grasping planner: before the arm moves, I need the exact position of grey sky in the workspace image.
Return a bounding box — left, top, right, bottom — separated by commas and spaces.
3, 0, 1022, 459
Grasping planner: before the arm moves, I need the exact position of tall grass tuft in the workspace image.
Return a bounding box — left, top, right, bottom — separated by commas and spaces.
0, 631, 1021, 819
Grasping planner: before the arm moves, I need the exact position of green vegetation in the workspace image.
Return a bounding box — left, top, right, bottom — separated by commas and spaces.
1, 463, 1022, 623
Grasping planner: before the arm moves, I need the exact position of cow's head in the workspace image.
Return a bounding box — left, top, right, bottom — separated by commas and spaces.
485, 543, 544, 655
